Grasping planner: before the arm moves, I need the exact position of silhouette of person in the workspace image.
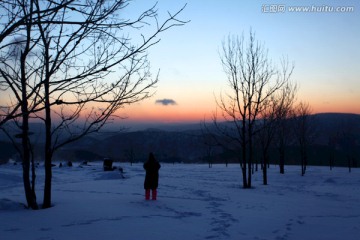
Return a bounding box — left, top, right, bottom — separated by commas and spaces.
143, 152, 161, 200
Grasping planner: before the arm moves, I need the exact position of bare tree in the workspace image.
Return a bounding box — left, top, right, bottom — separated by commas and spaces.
255, 80, 297, 184
292, 102, 316, 176
0, 0, 187, 209
125, 143, 136, 166
273, 81, 297, 174
211, 30, 294, 188
255, 96, 278, 185
200, 129, 218, 168
0, 0, 42, 209
255, 104, 276, 185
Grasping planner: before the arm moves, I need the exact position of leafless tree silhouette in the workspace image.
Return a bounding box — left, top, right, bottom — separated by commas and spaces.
0, 0, 187, 209
292, 102, 316, 176
273, 81, 297, 174
211, 30, 294, 188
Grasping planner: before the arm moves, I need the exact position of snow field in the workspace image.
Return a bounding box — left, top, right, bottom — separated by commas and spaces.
1, 162, 359, 240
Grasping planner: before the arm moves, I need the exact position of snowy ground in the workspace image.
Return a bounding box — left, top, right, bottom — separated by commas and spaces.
0, 162, 359, 240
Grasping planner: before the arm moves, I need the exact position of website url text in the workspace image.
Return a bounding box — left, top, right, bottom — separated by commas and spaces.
262, 5, 355, 13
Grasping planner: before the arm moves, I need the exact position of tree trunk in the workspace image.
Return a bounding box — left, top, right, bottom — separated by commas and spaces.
247, 119, 252, 188
241, 119, 248, 188
247, 153, 252, 188
242, 165, 248, 188
301, 148, 304, 176
42, 102, 52, 208
329, 152, 334, 170
43, 121, 52, 208
301, 161, 305, 176
21, 116, 38, 210
21, 42, 38, 209
300, 144, 307, 176
241, 145, 248, 188
279, 147, 285, 174
30, 146, 37, 201
42, 42, 52, 209
262, 151, 268, 185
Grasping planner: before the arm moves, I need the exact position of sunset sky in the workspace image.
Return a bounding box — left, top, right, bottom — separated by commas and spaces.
121, 0, 359, 125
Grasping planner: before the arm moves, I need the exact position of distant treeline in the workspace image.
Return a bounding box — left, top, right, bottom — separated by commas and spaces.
208, 145, 359, 168
1, 113, 359, 168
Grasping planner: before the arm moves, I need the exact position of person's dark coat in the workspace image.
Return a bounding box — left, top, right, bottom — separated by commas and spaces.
143, 153, 161, 190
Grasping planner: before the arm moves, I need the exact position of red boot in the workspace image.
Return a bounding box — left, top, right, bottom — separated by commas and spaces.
152, 189, 157, 200
145, 189, 150, 200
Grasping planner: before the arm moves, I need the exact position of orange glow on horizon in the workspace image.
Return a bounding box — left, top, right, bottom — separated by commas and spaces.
121, 100, 360, 124
297, 88, 360, 115
311, 104, 360, 115
121, 105, 213, 123
49, 96, 359, 125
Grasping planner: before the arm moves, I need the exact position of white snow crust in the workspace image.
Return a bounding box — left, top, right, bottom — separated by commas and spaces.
1, 162, 359, 240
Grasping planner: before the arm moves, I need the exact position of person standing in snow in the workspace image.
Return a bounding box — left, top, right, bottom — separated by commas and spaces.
143, 152, 161, 200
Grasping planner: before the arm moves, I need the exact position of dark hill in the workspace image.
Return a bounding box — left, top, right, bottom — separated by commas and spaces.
1, 113, 359, 166
94, 130, 209, 163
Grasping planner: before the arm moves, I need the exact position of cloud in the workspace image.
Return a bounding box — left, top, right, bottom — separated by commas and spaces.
155, 98, 177, 106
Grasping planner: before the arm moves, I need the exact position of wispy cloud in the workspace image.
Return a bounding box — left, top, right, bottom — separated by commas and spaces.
155, 98, 177, 106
